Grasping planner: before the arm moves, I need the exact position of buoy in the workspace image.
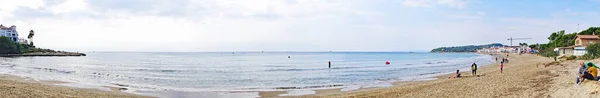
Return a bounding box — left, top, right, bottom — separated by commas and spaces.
386, 61, 390, 65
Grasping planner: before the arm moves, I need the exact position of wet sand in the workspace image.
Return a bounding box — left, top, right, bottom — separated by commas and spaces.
0, 75, 149, 98
266, 54, 600, 98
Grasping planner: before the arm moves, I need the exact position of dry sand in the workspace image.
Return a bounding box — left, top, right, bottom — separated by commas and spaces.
0, 75, 150, 98
268, 54, 600, 98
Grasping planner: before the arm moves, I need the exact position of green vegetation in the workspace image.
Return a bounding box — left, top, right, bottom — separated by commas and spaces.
582, 43, 600, 59
566, 55, 577, 60
430, 43, 504, 52
534, 27, 600, 58
0, 36, 19, 54
0, 36, 60, 54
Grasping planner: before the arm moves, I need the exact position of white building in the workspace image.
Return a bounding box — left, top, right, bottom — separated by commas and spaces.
0, 24, 18, 43
17, 38, 28, 44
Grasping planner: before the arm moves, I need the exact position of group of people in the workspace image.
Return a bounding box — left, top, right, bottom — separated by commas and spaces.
576, 62, 599, 85
450, 63, 478, 78
452, 54, 511, 78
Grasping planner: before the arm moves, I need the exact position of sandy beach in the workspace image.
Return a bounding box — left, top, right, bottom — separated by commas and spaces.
258, 54, 600, 98
0, 75, 149, 98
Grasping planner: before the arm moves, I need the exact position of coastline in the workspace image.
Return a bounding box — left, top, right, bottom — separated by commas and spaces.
0, 52, 86, 57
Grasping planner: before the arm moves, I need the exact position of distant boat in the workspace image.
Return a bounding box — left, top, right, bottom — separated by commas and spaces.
409, 52, 415, 53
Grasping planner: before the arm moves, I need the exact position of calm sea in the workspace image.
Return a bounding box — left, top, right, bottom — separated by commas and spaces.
0, 52, 493, 97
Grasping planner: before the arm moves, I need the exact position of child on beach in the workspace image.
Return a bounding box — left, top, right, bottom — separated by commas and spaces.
449, 70, 461, 78
500, 61, 504, 73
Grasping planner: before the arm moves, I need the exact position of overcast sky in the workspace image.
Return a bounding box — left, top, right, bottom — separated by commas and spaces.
0, 0, 598, 52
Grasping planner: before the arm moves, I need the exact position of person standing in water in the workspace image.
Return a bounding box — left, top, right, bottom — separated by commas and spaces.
471, 63, 477, 76
328, 61, 331, 68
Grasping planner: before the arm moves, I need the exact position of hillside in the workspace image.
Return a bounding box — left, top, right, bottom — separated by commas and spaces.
430, 43, 504, 52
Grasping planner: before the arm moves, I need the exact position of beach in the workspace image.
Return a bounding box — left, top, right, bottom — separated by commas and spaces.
3, 53, 598, 98
280, 54, 600, 98
0, 74, 148, 98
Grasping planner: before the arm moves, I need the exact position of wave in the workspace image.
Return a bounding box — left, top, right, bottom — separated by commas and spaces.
136, 69, 181, 73
264, 66, 364, 72
31, 67, 75, 74
272, 84, 344, 89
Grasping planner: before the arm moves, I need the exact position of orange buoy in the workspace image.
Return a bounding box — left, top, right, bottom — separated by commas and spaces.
386, 61, 390, 65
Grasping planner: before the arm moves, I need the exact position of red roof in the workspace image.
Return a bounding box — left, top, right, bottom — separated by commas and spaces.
0, 25, 7, 29
576, 35, 600, 39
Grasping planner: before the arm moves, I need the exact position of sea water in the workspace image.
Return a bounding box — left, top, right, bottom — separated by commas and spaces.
0, 52, 493, 97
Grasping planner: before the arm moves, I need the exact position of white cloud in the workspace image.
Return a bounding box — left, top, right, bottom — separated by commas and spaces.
0, 0, 597, 52
400, 0, 469, 8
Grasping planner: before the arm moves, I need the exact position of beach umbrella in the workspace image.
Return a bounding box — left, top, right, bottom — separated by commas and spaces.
585, 62, 599, 69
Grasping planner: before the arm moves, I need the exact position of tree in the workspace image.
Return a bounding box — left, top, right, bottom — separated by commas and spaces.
586, 43, 600, 58
519, 43, 528, 46
548, 32, 558, 40
0, 36, 19, 54
578, 27, 600, 35
28, 30, 35, 46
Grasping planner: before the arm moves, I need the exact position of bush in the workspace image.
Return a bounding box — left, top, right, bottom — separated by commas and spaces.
0, 36, 19, 54
566, 55, 577, 60
540, 50, 558, 57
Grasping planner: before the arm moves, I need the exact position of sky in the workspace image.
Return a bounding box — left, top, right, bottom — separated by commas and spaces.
0, 0, 598, 52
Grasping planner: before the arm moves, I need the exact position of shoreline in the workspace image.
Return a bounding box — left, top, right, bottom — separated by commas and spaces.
0, 74, 149, 97
0, 52, 86, 57
257, 53, 498, 97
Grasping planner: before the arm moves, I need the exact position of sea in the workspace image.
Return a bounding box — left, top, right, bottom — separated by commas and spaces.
0, 52, 494, 97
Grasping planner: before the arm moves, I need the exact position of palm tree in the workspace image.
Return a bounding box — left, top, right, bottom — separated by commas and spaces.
28, 30, 34, 46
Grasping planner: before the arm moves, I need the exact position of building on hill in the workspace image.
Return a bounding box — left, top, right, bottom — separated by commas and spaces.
0, 24, 18, 42
555, 35, 600, 56
477, 45, 533, 53
575, 35, 600, 46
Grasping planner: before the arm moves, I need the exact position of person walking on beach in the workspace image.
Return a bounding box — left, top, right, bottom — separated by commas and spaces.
471, 63, 478, 76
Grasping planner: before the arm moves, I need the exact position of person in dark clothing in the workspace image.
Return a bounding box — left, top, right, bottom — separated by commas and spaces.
328, 61, 331, 68
471, 63, 478, 76
449, 70, 461, 78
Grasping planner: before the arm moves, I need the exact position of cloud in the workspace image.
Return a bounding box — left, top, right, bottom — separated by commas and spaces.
0, 0, 597, 52
401, 0, 469, 9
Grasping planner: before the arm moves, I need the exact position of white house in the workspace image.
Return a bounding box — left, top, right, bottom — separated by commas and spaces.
0, 24, 19, 43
